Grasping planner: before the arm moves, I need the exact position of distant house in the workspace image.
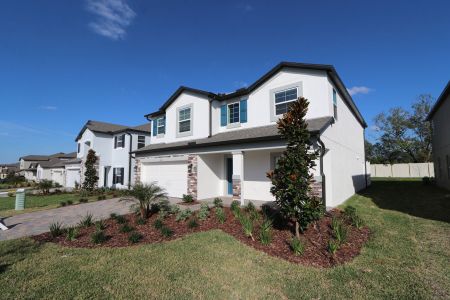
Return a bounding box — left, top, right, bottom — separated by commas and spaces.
19, 152, 76, 182
72, 120, 151, 189
426, 80, 450, 190
0, 163, 19, 180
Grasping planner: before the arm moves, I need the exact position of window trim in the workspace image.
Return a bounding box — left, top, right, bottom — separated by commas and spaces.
227, 101, 240, 125
113, 167, 124, 185
114, 135, 125, 149
156, 117, 165, 136
176, 104, 193, 137
333, 88, 338, 120
270, 82, 303, 122
137, 135, 146, 149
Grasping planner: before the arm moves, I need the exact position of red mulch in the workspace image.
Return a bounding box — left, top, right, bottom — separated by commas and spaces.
33, 208, 370, 268
177, 200, 201, 206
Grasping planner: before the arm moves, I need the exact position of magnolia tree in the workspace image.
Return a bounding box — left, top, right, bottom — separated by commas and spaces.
267, 97, 324, 238
82, 149, 99, 192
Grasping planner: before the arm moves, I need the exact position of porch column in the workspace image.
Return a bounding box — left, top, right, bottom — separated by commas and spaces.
232, 151, 244, 205
187, 155, 198, 200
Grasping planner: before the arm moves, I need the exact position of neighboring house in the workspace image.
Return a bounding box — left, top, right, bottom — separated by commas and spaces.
0, 163, 19, 179
134, 62, 368, 207
426, 80, 450, 190
20, 152, 76, 182
74, 120, 151, 189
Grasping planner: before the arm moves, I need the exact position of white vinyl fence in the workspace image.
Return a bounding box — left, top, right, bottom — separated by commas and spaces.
370, 163, 434, 178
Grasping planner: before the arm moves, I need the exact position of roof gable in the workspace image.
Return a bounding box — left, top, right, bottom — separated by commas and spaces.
75, 120, 151, 141
426, 81, 450, 121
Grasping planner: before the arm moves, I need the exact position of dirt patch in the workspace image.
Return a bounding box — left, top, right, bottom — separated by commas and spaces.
33, 208, 369, 267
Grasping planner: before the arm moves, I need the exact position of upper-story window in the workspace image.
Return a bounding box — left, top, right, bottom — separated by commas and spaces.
228, 102, 240, 124
333, 88, 338, 120
137, 136, 145, 149
178, 107, 191, 133
274, 88, 297, 115
77, 143, 80, 153
157, 118, 165, 135
114, 134, 125, 148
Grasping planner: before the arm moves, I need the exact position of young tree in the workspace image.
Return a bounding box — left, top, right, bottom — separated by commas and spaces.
122, 182, 168, 219
267, 97, 323, 238
82, 149, 99, 192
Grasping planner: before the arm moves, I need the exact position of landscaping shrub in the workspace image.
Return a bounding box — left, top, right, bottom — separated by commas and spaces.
259, 219, 273, 245
91, 230, 107, 244
66, 227, 79, 241
95, 220, 107, 231
136, 217, 146, 225
120, 224, 134, 233
170, 204, 181, 215
110, 213, 117, 219
83, 149, 99, 192
115, 215, 127, 224
79, 198, 88, 203
215, 207, 226, 224
290, 237, 305, 256
97, 195, 106, 200
239, 215, 254, 240
49, 222, 64, 238
197, 203, 210, 221
343, 206, 364, 229
213, 197, 223, 208
176, 209, 192, 222
230, 200, 241, 217
246, 201, 260, 221
327, 239, 339, 255
160, 226, 173, 237
78, 213, 94, 227
122, 183, 168, 219
128, 232, 143, 244
188, 218, 199, 229
153, 218, 164, 229
60, 201, 67, 207
7, 191, 14, 197
182, 194, 194, 203
38, 179, 53, 195
66, 200, 73, 205
331, 217, 347, 245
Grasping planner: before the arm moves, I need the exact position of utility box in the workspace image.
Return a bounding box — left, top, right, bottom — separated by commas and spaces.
15, 188, 25, 210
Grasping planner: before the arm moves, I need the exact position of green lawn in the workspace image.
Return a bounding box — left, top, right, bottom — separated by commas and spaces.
0, 193, 100, 217
0, 180, 449, 299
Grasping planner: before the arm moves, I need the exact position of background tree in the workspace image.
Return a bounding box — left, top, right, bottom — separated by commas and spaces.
82, 149, 99, 191
267, 97, 323, 238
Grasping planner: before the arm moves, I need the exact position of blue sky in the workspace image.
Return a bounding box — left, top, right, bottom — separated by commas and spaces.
1, 0, 449, 162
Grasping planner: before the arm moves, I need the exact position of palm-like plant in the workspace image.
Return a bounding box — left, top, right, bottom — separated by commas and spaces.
123, 183, 168, 219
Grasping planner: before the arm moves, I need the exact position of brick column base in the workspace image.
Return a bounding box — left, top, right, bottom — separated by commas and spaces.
232, 178, 241, 202
134, 158, 141, 184
187, 155, 198, 200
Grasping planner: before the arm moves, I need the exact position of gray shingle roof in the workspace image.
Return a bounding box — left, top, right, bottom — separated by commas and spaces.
76, 120, 151, 141
134, 116, 332, 154
20, 155, 51, 161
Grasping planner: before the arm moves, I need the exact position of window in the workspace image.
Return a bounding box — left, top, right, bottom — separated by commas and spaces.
137, 136, 145, 149
333, 89, 338, 120
270, 153, 282, 170
228, 102, 240, 124
157, 118, 165, 135
274, 88, 297, 115
114, 134, 125, 148
113, 168, 124, 185
77, 143, 80, 153
178, 107, 191, 133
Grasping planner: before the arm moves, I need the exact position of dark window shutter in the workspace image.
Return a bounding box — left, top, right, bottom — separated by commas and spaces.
122, 134, 125, 148
121, 168, 124, 185
240, 99, 247, 123
114, 136, 117, 148
220, 105, 227, 126
113, 168, 116, 184
153, 119, 157, 136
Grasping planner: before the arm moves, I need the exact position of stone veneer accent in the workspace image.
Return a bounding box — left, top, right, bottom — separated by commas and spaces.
187, 155, 198, 200
310, 180, 323, 199
232, 178, 241, 201
134, 158, 141, 184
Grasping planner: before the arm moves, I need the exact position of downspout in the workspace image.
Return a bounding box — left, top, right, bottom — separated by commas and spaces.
317, 135, 327, 208
208, 99, 212, 137
126, 132, 133, 189
363, 129, 368, 188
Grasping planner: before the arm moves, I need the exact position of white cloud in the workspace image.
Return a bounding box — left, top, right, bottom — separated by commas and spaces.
40, 106, 57, 111
233, 80, 248, 88
347, 86, 372, 96
85, 0, 136, 40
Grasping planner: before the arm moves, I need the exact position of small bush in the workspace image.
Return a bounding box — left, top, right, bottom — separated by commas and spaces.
352, 216, 364, 229
215, 207, 226, 224
182, 194, 194, 203
153, 218, 164, 229
110, 213, 117, 219
79, 198, 88, 203
91, 230, 107, 244
7, 191, 14, 197
259, 219, 273, 245
78, 213, 94, 227
170, 204, 181, 215
160, 226, 173, 237
66, 227, 79, 241
128, 232, 143, 244
97, 195, 106, 200
176, 209, 192, 222
230, 200, 241, 215
115, 215, 127, 224
290, 237, 305, 256
95, 220, 107, 231
120, 224, 134, 233
60, 201, 67, 207
239, 215, 254, 240
49, 222, 64, 238
343, 206, 364, 229
331, 217, 347, 245
67, 200, 73, 205
327, 239, 339, 255
136, 217, 146, 225
213, 197, 223, 208
188, 218, 199, 229
198, 203, 210, 221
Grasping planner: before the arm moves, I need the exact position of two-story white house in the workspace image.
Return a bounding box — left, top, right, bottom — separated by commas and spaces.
72, 120, 151, 189
134, 62, 368, 207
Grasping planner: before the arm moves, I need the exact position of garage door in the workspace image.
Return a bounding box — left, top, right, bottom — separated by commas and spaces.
52, 170, 65, 186
66, 168, 80, 188
141, 161, 187, 198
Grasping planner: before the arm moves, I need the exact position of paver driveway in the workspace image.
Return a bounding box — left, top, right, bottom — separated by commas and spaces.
0, 198, 133, 241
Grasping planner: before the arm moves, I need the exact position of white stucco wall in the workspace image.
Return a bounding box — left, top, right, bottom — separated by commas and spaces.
430, 92, 450, 190
197, 154, 224, 199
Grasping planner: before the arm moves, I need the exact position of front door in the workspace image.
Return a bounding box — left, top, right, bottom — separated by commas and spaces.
104, 167, 109, 187
226, 158, 233, 195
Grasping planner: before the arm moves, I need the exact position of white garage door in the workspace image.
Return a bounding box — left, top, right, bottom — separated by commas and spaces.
141, 161, 187, 198
51, 170, 65, 186
66, 168, 80, 188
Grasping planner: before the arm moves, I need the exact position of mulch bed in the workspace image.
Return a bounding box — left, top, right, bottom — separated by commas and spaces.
33, 208, 370, 268
177, 200, 201, 206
